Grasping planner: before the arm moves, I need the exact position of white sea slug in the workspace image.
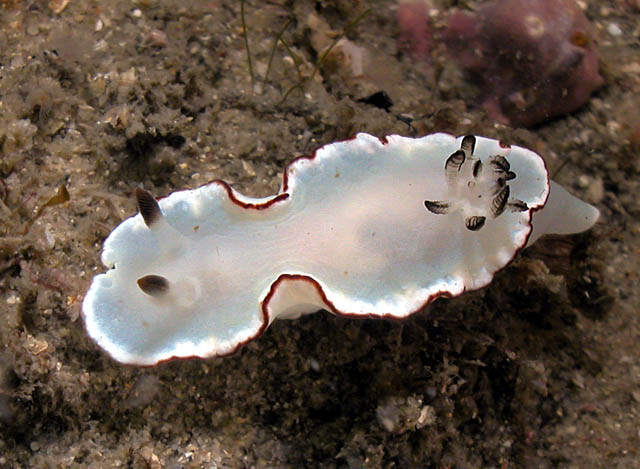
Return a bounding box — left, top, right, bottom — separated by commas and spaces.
83, 133, 599, 365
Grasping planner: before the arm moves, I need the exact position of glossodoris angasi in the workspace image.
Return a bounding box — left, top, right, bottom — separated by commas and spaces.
83, 133, 599, 365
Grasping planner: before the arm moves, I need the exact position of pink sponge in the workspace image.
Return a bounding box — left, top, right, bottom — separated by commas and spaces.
398, 0, 604, 127
396, 2, 434, 61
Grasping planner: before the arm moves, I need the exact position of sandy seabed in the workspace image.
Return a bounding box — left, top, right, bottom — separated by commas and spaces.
0, 1, 639, 467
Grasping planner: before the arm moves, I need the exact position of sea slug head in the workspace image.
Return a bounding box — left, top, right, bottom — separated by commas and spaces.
82, 184, 266, 365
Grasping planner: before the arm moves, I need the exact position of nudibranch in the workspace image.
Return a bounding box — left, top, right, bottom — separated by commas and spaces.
83, 133, 599, 365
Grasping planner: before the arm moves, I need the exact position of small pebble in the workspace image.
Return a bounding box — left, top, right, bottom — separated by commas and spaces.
586, 177, 604, 203
577, 175, 591, 188
607, 23, 623, 36
148, 30, 168, 48
308, 358, 320, 372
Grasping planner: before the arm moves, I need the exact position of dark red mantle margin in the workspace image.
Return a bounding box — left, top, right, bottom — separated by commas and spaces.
97, 133, 550, 367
